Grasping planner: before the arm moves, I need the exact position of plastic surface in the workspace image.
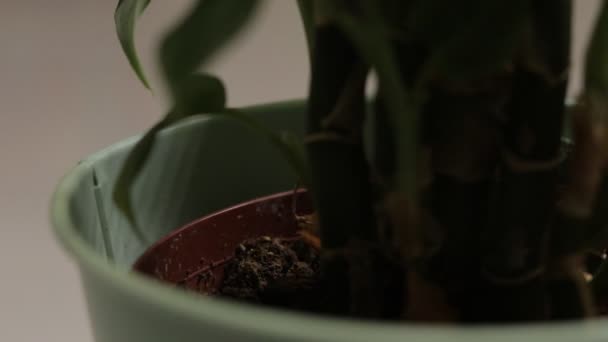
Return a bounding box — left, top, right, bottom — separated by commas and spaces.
52, 100, 608, 341
133, 190, 312, 292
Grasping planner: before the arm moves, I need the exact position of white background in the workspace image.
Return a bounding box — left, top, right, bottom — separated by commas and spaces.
0, 1, 602, 341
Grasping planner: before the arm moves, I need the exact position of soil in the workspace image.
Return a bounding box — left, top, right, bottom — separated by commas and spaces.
215, 238, 608, 319
219, 236, 324, 312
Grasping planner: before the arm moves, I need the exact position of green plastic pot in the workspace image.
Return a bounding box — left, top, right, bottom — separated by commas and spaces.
52, 100, 608, 342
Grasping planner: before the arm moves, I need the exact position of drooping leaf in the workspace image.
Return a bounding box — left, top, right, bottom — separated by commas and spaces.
172, 73, 227, 116
115, 113, 310, 244
113, 73, 226, 239
331, 1, 419, 196
112, 118, 168, 244
160, 0, 260, 99
296, 0, 315, 63
115, 0, 152, 89
114, 74, 310, 243
217, 110, 311, 188
585, 0, 608, 120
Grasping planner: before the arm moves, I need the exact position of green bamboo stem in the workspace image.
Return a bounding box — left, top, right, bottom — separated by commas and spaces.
372, 40, 429, 268
550, 102, 604, 319
475, 1, 576, 321
548, 256, 595, 319
306, 24, 375, 248
583, 171, 608, 303
306, 22, 397, 317
372, 97, 396, 188
592, 257, 608, 301
421, 86, 504, 320
584, 177, 608, 250
586, 176, 608, 304
479, 71, 569, 322
372, 41, 426, 188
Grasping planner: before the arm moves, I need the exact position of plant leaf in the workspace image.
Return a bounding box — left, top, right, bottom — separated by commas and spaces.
332, 1, 419, 196
172, 73, 227, 116
112, 119, 167, 244
296, 0, 315, 63
113, 73, 226, 241
218, 109, 311, 188
160, 0, 260, 99
114, 74, 310, 243
115, 0, 152, 89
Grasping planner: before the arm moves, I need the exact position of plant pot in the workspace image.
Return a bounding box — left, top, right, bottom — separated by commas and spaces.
52, 100, 608, 342
133, 190, 312, 292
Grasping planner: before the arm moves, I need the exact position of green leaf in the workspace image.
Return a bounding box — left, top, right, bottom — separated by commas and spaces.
172, 73, 226, 116
112, 119, 167, 244
160, 0, 260, 99
332, 1, 419, 196
115, 111, 311, 244
296, 0, 315, 63
113, 73, 226, 241
585, 0, 608, 119
218, 110, 311, 188
115, 0, 152, 89
114, 74, 310, 243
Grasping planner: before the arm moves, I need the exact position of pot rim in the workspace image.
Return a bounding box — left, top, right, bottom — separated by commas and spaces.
51, 99, 608, 342
131, 188, 308, 272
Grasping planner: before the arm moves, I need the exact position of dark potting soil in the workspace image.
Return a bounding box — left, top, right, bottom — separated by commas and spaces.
219, 236, 324, 312
212, 238, 608, 319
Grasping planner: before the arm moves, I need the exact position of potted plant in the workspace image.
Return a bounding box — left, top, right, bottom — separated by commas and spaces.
52, 0, 608, 341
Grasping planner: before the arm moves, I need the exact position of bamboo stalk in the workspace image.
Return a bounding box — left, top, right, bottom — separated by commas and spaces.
476, 1, 577, 321
373, 41, 426, 188
592, 257, 608, 306
551, 101, 604, 318
422, 85, 504, 320
306, 22, 395, 317
548, 255, 595, 319
479, 70, 569, 321
306, 24, 375, 249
